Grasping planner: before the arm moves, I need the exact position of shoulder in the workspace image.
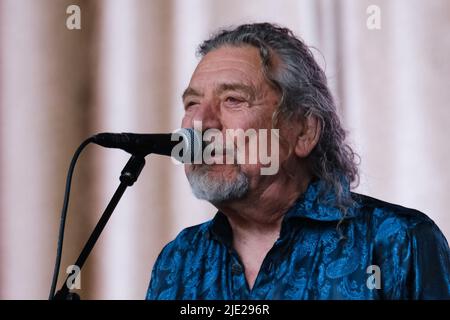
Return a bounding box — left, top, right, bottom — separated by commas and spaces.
156, 219, 212, 262
351, 192, 450, 271
351, 192, 440, 239
351, 193, 450, 299
146, 219, 213, 300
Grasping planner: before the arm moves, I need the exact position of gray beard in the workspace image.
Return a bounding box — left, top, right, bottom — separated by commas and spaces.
186, 165, 249, 203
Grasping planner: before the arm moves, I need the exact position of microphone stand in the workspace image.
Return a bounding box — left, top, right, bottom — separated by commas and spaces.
53, 154, 146, 300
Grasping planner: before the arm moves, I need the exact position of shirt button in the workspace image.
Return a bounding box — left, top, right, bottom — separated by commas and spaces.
231, 263, 243, 275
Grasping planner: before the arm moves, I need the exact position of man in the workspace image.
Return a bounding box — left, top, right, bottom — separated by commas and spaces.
146, 23, 450, 299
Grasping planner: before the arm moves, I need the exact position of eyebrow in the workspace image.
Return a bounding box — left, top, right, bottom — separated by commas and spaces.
182, 87, 202, 101
181, 82, 256, 102
217, 83, 255, 100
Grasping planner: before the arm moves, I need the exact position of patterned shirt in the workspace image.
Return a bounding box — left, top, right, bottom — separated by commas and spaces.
147, 179, 450, 299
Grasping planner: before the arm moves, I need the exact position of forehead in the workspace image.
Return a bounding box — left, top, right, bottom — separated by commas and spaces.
189, 46, 265, 88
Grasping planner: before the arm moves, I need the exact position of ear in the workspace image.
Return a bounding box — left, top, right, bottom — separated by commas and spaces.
294, 115, 321, 158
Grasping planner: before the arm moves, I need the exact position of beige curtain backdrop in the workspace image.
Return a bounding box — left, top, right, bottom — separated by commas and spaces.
1, 0, 449, 299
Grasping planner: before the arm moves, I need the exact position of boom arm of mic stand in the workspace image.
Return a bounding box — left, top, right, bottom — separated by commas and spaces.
53, 154, 146, 300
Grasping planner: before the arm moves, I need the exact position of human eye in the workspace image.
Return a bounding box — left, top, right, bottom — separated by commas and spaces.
225, 96, 243, 103
184, 100, 199, 111
223, 95, 247, 108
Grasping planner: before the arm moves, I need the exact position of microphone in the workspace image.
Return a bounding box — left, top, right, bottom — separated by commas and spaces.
92, 128, 203, 163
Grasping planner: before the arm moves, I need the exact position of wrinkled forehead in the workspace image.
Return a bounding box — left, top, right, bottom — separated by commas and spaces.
189, 46, 266, 88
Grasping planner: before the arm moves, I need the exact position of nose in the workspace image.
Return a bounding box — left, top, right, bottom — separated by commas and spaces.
189, 101, 222, 131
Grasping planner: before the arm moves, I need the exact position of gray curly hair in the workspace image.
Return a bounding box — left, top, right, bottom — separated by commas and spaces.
198, 22, 359, 209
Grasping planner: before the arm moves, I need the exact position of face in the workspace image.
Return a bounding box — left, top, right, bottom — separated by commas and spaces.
181, 46, 291, 203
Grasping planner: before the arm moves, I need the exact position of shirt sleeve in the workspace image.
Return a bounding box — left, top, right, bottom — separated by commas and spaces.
145, 251, 163, 300
408, 221, 450, 299
145, 241, 178, 300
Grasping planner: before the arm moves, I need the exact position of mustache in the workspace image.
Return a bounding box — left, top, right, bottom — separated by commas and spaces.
188, 146, 240, 168
203, 141, 238, 159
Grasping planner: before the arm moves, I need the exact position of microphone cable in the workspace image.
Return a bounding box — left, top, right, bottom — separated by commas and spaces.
48, 137, 94, 299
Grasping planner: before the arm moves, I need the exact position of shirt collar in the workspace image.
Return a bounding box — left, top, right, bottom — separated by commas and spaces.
208, 211, 233, 247
283, 178, 359, 222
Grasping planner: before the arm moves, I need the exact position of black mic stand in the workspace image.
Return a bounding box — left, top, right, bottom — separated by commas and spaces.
53, 154, 146, 300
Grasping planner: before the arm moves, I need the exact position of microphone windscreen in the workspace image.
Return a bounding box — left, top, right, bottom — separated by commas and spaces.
171, 128, 203, 163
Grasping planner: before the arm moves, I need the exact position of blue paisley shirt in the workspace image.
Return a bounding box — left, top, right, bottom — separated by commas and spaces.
147, 179, 450, 299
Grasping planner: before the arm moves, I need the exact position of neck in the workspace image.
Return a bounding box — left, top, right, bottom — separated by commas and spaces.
215, 168, 311, 291
216, 168, 311, 238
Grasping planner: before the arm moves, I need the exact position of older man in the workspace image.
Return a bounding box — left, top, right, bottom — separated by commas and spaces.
146, 23, 450, 299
